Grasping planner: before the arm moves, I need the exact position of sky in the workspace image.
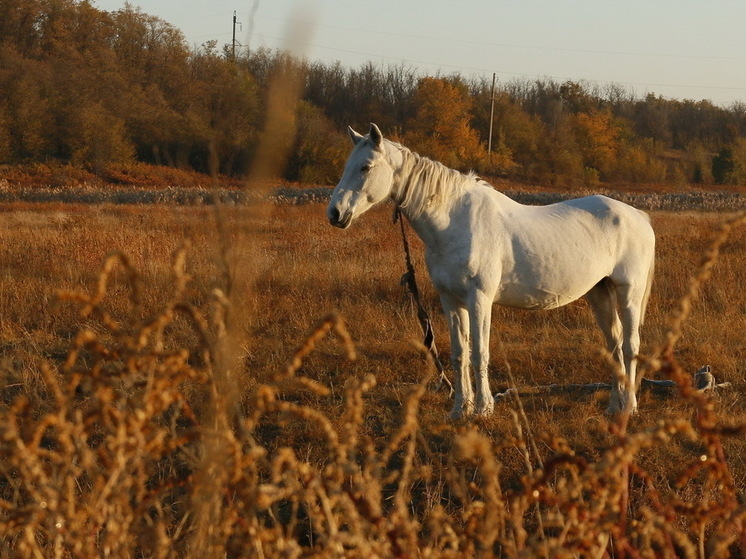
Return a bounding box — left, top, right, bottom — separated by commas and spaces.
92, 0, 746, 107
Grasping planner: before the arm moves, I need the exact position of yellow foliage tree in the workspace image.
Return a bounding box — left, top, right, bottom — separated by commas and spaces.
405, 77, 486, 170
573, 109, 619, 176
70, 102, 135, 168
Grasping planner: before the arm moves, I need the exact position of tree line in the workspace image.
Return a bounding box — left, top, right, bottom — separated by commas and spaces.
2, 0, 745, 187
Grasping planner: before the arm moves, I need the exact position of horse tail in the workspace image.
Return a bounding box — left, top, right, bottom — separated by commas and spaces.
638, 210, 655, 326
640, 254, 654, 326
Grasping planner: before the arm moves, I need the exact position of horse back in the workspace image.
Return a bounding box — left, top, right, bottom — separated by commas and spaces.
475, 192, 654, 308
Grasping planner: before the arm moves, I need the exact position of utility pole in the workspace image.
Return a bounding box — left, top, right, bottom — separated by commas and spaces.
487, 72, 497, 161
232, 11, 242, 60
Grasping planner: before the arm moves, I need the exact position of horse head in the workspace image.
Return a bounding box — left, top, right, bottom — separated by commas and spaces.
327, 123, 394, 228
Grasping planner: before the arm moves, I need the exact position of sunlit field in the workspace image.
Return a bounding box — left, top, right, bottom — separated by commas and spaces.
0, 197, 744, 557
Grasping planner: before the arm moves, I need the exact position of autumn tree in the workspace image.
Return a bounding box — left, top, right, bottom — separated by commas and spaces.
0, 103, 10, 162
0, 0, 40, 56
405, 77, 486, 170
287, 101, 350, 184
1, 0, 745, 187
573, 109, 619, 179
468, 80, 523, 175
185, 41, 259, 174
634, 94, 671, 149
488, 93, 543, 177
0, 51, 55, 160
69, 103, 134, 169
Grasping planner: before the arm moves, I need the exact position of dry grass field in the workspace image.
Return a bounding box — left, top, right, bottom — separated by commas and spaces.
0, 195, 744, 557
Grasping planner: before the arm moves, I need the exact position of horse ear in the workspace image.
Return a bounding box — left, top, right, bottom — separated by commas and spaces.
369, 123, 383, 148
348, 126, 364, 145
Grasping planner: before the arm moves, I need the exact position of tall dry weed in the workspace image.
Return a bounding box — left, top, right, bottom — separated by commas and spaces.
0, 211, 743, 557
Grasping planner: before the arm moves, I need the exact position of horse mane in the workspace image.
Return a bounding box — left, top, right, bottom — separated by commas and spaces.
389, 141, 478, 218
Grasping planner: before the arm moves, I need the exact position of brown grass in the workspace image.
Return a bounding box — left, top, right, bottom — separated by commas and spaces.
0, 198, 744, 557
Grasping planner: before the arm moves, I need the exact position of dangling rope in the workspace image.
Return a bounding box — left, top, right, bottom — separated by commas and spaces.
394, 207, 453, 396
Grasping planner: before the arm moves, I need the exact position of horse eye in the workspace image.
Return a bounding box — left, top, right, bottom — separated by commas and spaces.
361, 164, 371, 173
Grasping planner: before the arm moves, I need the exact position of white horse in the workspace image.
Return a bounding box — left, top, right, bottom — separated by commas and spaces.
327, 124, 655, 419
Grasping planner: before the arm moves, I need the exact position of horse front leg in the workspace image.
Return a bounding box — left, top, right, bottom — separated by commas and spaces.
469, 291, 494, 416
441, 294, 474, 419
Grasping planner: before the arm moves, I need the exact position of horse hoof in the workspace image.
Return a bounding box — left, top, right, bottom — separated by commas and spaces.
475, 404, 494, 416
606, 402, 638, 416
450, 402, 475, 421
473, 394, 495, 416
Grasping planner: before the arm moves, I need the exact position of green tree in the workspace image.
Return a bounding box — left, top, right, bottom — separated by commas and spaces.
559, 80, 597, 114
712, 147, 737, 185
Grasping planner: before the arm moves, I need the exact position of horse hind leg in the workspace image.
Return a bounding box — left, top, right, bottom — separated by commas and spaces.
614, 282, 647, 414
584, 279, 628, 414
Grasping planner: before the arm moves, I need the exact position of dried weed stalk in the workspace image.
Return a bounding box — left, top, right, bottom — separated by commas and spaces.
0, 213, 744, 558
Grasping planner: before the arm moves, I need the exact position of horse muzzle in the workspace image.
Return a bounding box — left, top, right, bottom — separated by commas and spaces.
327, 206, 352, 229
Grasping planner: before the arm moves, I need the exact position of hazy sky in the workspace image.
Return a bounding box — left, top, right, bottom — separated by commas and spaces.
93, 0, 746, 107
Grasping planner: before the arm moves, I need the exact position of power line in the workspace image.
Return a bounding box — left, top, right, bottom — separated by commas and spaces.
251, 13, 746, 63
248, 31, 746, 94
185, 12, 746, 64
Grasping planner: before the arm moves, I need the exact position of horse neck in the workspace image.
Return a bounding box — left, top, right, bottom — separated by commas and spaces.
386, 142, 467, 230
